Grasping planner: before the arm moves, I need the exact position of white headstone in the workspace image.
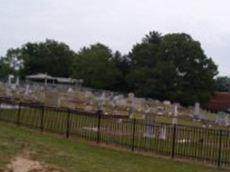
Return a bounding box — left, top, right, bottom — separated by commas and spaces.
8, 75, 14, 86
163, 100, 171, 106
15, 76, 20, 86
174, 104, 178, 117
97, 92, 106, 111
159, 125, 167, 140
128, 92, 135, 116
25, 84, 30, 95
172, 118, 178, 125
194, 102, 200, 116
224, 115, 230, 126
144, 113, 155, 138
67, 87, 73, 93
57, 96, 64, 107
172, 103, 179, 124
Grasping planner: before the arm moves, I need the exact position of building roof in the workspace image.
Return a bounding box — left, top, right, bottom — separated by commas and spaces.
55, 77, 77, 84
26, 73, 82, 84
26, 73, 54, 80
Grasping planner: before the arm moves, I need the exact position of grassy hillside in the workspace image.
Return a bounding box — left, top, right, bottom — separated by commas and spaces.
0, 122, 228, 172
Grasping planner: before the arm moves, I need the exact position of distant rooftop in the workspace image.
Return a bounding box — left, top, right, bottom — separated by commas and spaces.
26, 73, 83, 85
206, 92, 230, 112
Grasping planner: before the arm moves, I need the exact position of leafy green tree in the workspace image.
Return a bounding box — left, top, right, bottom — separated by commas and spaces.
111, 51, 130, 92
126, 31, 162, 95
0, 57, 12, 80
127, 31, 218, 105
160, 33, 218, 104
71, 43, 121, 90
4, 39, 75, 78
215, 76, 230, 92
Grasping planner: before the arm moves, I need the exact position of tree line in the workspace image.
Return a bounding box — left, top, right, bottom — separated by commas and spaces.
1, 31, 226, 105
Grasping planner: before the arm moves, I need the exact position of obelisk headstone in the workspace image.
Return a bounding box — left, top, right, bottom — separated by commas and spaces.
159, 125, 167, 140
128, 92, 135, 117
193, 102, 200, 120
172, 103, 178, 125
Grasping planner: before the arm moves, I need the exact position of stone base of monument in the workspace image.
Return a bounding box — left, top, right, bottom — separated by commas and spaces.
177, 139, 191, 143
82, 127, 98, 132
192, 115, 201, 122
143, 133, 155, 138
172, 118, 178, 125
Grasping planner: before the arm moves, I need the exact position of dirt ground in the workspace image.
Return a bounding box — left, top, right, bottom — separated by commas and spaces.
4, 153, 63, 172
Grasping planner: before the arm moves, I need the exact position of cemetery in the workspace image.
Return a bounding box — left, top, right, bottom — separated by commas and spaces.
0, 74, 229, 129
1, 1, 230, 171
0, 75, 230, 169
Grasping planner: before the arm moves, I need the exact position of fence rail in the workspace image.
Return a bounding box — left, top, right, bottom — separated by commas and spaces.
0, 98, 229, 169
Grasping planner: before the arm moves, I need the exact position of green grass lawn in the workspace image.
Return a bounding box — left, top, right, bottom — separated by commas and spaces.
1, 108, 230, 167
0, 122, 228, 172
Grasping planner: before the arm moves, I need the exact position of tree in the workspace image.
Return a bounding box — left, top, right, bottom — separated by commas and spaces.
215, 76, 230, 92
142, 31, 162, 44
4, 39, 76, 78
111, 51, 130, 92
127, 31, 218, 105
0, 57, 12, 80
71, 43, 121, 90
126, 31, 162, 96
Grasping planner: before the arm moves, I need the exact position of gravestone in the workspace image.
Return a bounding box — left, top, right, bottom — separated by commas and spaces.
97, 92, 106, 111
7, 74, 19, 91
128, 93, 135, 116
84, 103, 93, 112
111, 96, 120, 115
67, 87, 73, 93
215, 112, 226, 126
193, 102, 201, 120
144, 113, 155, 138
84, 91, 94, 110
224, 115, 230, 126
216, 112, 230, 126
25, 84, 30, 95
15, 76, 20, 86
57, 96, 64, 107
111, 98, 116, 115
163, 100, 171, 106
8, 75, 14, 86
159, 125, 167, 140
172, 103, 178, 125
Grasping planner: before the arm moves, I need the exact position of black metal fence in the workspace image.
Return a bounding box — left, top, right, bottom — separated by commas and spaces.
0, 97, 229, 169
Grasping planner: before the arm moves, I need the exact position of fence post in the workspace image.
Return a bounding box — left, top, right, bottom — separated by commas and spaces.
40, 105, 45, 132
66, 109, 71, 138
17, 102, 21, 126
171, 124, 177, 159
0, 102, 2, 120
131, 118, 136, 151
217, 129, 223, 168
97, 110, 102, 144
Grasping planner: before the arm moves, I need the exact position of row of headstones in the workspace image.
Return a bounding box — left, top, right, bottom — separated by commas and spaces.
82, 91, 177, 115
6, 77, 202, 118
6, 78, 220, 127
96, 92, 203, 118
143, 116, 229, 140
6, 79, 204, 117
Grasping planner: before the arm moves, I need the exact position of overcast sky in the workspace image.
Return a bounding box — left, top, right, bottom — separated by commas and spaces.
1, 0, 230, 76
